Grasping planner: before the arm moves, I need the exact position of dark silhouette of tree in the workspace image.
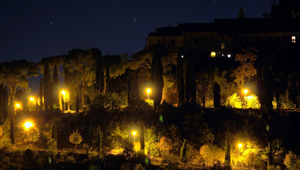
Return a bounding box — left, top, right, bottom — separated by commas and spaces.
190, 61, 196, 103
126, 69, 132, 106
0, 84, 8, 122
39, 78, 43, 114
105, 56, 111, 94
134, 69, 140, 99
52, 65, 59, 108
95, 50, 104, 94
238, 6, 245, 19
151, 46, 164, 109
214, 82, 221, 108
44, 61, 52, 114
177, 53, 184, 106
185, 58, 191, 102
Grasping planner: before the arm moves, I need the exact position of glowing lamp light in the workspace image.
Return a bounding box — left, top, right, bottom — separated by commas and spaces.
146, 89, 151, 93
24, 121, 33, 130
243, 89, 248, 96
211, 52, 216, 57
15, 103, 21, 109
227, 54, 231, 58
61, 90, 66, 95
239, 143, 243, 148
29, 97, 34, 102
132, 131, 136, 136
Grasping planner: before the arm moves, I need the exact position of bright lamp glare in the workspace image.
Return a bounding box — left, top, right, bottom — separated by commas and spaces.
29, 97, 34, 101
24, 122, 33, 130
239, 143, 243, 148
61, 90, 66, 95
132, 131, 136, 135
147, 89, 151, 93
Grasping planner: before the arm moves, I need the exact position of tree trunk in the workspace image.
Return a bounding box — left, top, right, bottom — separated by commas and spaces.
82, 75, 86, 108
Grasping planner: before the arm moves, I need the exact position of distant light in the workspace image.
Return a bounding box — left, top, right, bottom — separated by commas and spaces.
239, 143, 243, 148
181, 55, 184, 58
222, 54, 224, 57
292, 36, 296, 43
146, 88, 151, 93
227, 54, 231, 58
211, 52, 216, 57
132, 131, 136, 135
61, 90, 66, 95
29, 97, 34, 101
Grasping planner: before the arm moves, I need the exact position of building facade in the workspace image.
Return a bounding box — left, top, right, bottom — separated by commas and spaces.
146, 18, 300, 58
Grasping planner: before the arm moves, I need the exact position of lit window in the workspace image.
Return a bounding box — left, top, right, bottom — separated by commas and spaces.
292, 36, 296, 43
227, 54, 231, 58
222, 54, 224, 57
221, 43, 225, 49
211, 52, 216, 57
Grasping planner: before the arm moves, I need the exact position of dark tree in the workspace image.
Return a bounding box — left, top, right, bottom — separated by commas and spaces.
177, 53, 184, 106
0, 84, 8, 122
214, 82, 220, 108
39, 78, 43, 114
44, 61, 52, 114
190, 60, 196, 103
152, 46, 164, 109
134, 69, 139, 99
106, 54, 111, 94
238, 6, 245, 19
185, 58, 191, 102
95, 51, 104, 94
76, 91, 79, 113
52, 65, 59, 108
126, 69, 132, 106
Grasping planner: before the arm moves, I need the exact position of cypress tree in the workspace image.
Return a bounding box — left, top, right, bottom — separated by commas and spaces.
105, 53, 111, 94
44, 61, 52, 114
134, 69, 139, 99
51, 117, 57, 150
126, 69, 131, 106
190, 60, 196, 103
214, 82, 221, 108
238, 6, 245, 19
177, 52, 184, 106
152, 46, 164, 109
52, 65, 59, 108
39, 77, 43, 114
185, 58, 191, 102
95, 52, 104, 94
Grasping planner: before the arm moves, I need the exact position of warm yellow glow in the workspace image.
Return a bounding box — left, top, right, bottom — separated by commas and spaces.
243, 89, 248, 95
132, 131, 136, 136
244, 96, 254, 100
24, 121, 33, 130
15, 103, 21, 109
211, 52, 216, 57
146, 88, 151, 93
61, 90, 66, 95
239, 143, 243, 148
29, 97, 34, 102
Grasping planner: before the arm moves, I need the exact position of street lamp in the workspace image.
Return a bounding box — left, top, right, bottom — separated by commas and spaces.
132, 131, 137, 142
61, 90, 66, 112
146, 88, 151, 99
15, 103, 21, 110
243, 89, 248, 96
24, 121, 33, 131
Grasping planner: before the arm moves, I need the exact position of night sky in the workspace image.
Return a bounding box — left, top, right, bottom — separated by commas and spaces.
1, 0, 276, 63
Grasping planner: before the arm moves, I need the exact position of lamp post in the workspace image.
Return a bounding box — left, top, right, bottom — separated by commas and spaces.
61, 90, 65, 113
146, 88, 151, 100
243, 89, 248, 108
132, 131, 137, 143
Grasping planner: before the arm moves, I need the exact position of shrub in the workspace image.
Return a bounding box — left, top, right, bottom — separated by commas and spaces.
134, 163, 145, 170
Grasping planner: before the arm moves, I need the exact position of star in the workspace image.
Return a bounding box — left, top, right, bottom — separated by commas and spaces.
133, 18, 137, 22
